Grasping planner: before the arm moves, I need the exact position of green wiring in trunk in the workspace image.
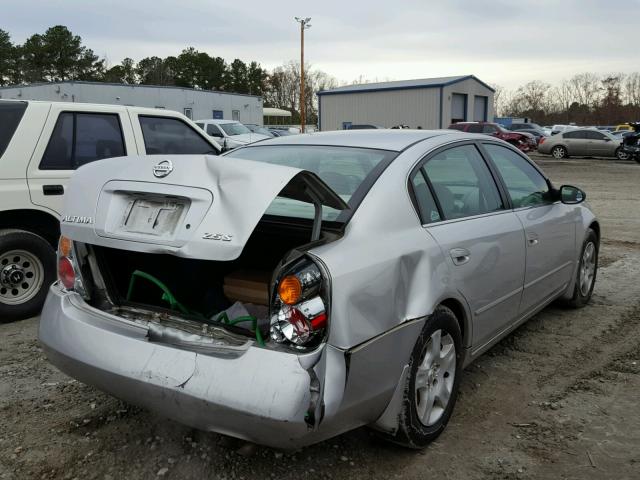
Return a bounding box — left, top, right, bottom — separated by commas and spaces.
126, 270, 265, 346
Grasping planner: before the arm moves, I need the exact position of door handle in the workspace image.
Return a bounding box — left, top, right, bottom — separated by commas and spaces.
42, 185, 64, 196
450, 248, 471, 266
527, 232, 539, 246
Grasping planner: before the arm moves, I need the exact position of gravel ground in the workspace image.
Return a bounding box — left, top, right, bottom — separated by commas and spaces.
1, 155, 639, 480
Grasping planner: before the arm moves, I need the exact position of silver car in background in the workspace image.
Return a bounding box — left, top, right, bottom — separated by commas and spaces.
539, 127, 628, 160
39, 130, 599, 449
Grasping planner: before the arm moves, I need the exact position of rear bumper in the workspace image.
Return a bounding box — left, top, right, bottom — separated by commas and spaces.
38, 286, 343, 448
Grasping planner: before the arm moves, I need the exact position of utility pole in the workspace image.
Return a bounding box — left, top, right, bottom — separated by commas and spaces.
295, 17, 311, 133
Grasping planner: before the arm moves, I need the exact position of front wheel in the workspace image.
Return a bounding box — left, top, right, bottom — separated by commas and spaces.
565, 228, 598, 308
383, 305, 463, 448
615, 148, 630, 161
0, 230, 56, 321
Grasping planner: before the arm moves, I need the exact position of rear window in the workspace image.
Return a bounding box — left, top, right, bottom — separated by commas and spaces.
40, 112, 126, 170
226, 145, 396, 222
139, 116, 218, 155
0, 101, 27, 158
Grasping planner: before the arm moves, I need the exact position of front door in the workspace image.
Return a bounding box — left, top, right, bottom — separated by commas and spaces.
412, 143, 526, 350
482, 143, 576, 316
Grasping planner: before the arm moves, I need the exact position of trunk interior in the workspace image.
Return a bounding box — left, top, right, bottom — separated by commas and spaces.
90, 220, 324, 331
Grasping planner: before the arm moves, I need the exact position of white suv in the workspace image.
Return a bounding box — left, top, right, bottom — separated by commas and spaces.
195, 119, 270, 150
0, 100, 221, 320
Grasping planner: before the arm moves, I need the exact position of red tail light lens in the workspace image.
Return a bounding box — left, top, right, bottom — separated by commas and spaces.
539, 137, 546, 145
58, 256, 75, 290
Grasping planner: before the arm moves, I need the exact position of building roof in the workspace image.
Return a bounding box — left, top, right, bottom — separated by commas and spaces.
0, 80, 262, 99
317, 75, 494, 96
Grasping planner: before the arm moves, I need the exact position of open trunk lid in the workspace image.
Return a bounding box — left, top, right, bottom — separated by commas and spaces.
61, 154, 348, 261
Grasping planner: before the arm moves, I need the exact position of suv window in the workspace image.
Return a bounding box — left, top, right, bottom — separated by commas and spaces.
585, 130, 607, 140
139, 116, 218, 155
410, 170, 441, 224
448, 124, 465, 131
206, 124, 223, 137
422, 144, 503, 220
483, 144, 551, 208
563, 130, 587, 139
40, 112, 126, 170
482, 124, 498, 134
0, 101, 27, 158
467, 124, 483, 133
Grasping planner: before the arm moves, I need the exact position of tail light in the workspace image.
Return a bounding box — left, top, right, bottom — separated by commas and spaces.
270, 257, 329, 348
539, 137, 546, 145
57, 236, 87, 297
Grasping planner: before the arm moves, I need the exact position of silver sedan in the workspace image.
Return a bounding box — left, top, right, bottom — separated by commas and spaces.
538, 127, 628, 159
39, 130, 599, 449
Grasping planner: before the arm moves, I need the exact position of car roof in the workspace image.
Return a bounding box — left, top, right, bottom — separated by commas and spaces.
239, 129, 468, 152
196, 119, 238, 125
0, 99, 179, 116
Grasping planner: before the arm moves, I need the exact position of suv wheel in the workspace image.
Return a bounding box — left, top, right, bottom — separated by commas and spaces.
382, 305, 463, 448
0, 230, 56, 321
551, 145, 568, 159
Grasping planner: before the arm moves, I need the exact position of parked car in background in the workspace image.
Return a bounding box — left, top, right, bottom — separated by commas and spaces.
40, 129, 599, 449
514, 128, 546, 144
614, 124, 633, 132
551, 124, 578, 135
538, 128, 627, 159
542, 126, 553, 136
196, 119, 270, 150
244, 124, 275, 138
508, 122, 543, 132
612, 130, 634, 139
0, 100, 221, 320
449, 122, 537, 152
268, 128, 298, 137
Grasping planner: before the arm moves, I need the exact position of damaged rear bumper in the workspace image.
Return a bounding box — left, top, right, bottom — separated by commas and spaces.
39, 286, 340, 448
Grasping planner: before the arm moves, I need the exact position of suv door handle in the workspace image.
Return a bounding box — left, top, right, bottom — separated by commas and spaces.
450, 248, 471, 266
42, 185, 64, 196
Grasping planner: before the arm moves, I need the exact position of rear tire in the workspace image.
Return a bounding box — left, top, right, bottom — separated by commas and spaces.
565, 228, 598, 308
382, 305, 463, 449
0, 230, 56, 321
551, 145, 568, 159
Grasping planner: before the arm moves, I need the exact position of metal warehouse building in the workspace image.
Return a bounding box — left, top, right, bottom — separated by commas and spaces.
317, 75, 494, 131
0, 81, 263, 124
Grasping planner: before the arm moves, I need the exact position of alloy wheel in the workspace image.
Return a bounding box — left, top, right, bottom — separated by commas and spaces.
579, 242, 596, 296
414, 329, 456, 427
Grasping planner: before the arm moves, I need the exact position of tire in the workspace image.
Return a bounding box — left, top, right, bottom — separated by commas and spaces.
383, 305, 463, 449
0, 229, 56, 321
565, 228, 598, 308
615, 148, 630, 161
551, 145, 568, 159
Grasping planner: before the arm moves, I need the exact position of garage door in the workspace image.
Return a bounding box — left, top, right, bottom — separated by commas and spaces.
451, 94, 466, 123
474, 96, 488, 122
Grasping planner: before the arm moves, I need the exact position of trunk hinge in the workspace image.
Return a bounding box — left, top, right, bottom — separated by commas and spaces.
305, 185, 324, 242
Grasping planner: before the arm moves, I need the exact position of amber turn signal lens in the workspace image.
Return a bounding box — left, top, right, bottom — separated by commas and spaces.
278, 275, 302, 305
59, 236, 73, 257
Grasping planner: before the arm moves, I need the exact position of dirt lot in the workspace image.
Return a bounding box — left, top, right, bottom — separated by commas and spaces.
1, 156, 639, 480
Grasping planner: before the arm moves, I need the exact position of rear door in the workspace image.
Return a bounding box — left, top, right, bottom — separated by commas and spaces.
411, 143, 526, 350
26, 104, 136, 215
481, 143, 576, 316
562, 130, 589, 156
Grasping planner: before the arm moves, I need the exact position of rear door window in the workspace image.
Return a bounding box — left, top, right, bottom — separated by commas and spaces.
0, 101, 27, 158
40, 112, 126, 170
139, 116, 218, 154
422, 144, 504, 220
585, 130, 607, 140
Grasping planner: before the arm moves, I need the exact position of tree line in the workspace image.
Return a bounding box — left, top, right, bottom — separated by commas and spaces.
494, 73, 640, 126
0, 25, 338, 124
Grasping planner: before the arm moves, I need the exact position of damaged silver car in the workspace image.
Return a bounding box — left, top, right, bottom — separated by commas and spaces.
39, 130, 599, 448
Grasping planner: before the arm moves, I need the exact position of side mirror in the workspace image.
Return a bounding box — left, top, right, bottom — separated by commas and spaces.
559, 185, 586, 204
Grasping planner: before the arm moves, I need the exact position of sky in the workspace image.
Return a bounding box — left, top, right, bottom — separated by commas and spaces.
3, 0, 639, 89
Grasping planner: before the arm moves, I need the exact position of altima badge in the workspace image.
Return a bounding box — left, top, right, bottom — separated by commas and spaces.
153, 160, 173, 178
